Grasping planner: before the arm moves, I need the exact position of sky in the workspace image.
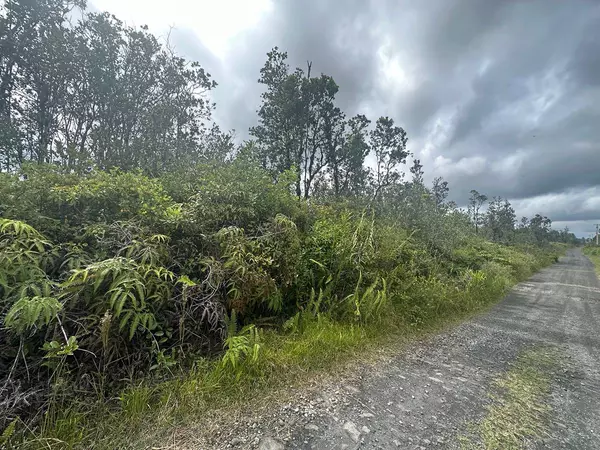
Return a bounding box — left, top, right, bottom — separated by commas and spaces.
92, 0, 600, 237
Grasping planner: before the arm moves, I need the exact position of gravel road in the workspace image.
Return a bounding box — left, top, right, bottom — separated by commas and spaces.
198, 249, 600, 449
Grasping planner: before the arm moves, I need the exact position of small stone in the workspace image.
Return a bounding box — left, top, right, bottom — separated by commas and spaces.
361, 426, 370, 434
343, 421, 361, 443
305, 424, 319, 431
393, 439, 401, 447
360, 412, 375, 418
423, 438, 431, 445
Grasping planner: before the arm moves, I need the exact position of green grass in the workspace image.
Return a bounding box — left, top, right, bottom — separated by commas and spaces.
10, 246, 564, 450
583, 246, 600, 277
460, 346, 562, 450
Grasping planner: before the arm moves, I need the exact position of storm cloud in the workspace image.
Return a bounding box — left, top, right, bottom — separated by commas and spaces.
99, 0, 600, 237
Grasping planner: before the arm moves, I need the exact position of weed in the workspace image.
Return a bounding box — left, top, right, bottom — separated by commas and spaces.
460, 346, 562, 450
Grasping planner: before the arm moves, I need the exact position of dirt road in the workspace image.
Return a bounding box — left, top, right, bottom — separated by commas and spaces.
203, 249, 600, 449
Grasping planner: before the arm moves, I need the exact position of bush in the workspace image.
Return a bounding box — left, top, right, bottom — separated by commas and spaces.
179, 160, 307, 234
0, 163, 565, 447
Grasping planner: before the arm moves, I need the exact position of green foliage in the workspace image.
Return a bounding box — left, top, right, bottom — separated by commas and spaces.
4, 297, 63, 335
0, 419, 17, 447
52, 169, 179, 226
220, 323, 262, 379
0, 22, 571, 447
43, 336, 79, 359
583, 246, 600, 276
0, 218, 56, 309
180, 159, 303, 233
0, 1, 215, 172
119, 385, 155, 421
62, 256, 173, 343
345, 274, 389, 324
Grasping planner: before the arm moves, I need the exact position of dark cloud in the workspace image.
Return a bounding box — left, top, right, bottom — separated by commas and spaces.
172, 0, 600, 236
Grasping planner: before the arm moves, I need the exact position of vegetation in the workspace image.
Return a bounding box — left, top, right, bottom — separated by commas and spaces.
583, 246, 600, 276
0, 0, 576, 448
460, 346, 562, 450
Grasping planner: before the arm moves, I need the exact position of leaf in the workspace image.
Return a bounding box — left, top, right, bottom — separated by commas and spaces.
129, 314, 141, 340
119, 310, 134, 331
115, 293, 128, 317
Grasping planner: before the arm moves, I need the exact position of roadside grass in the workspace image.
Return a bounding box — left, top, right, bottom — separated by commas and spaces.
582, 246, 600, 277
459, 346, 562, 450
9, 245, 564, 450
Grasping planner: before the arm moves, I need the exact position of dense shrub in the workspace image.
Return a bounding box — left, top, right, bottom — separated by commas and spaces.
0, 163, 565, 446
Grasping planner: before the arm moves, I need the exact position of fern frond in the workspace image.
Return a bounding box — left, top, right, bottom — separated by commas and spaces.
4, 296, 63, 334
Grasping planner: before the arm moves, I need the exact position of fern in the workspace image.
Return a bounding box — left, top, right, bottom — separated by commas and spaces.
225, 309, 238, 337
0, 419, 17, 446
62, 257, 171, 343
4, 296, 63, 334
344, 275, 389, 324
0, 219, 56, 307
220, 324, 261, 379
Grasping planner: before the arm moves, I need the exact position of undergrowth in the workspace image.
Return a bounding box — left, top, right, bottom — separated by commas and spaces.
0, 164, 566, 449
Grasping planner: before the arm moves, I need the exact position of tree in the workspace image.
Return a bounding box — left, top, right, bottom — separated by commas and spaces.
0, 0, 85, 169
369, 116, 408, 201
251, 48, 370, 199
410, 158, 424, 184
251, 48, 314, 197
468, 189, 488, 233
0, 2, 216, 173
529, 214, 552, 244
485, 197, 516, 243
431, 177, 449, 209
329, 114, 370, 197
299, 72, 339, 198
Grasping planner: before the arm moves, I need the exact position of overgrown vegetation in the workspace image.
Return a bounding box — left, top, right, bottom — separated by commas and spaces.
0, 0, 574, 448
583, 246, 600, 276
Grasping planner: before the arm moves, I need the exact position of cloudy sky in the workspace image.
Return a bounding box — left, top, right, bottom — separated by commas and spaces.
93, 0, 600, 237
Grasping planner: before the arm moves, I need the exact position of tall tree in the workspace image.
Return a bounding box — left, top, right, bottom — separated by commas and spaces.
431, 177, 449, 209
251, 48, 306, 196
0, 0, 85, 169
329, 114, 370, 197
369, 116, 408, 201
468, 189, 488, 233
410, 158, 424, 184
485, 197, 516, 243
251, 48, 351, 199
0, 2, 216, 173
529, 214, 552, 244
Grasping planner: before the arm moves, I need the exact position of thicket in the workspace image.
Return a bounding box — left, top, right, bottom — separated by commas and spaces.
0, 162, 565, 448
0, 1, 571, 447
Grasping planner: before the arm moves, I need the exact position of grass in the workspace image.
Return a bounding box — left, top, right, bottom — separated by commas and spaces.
582, 246, 600, 277
10, 245, 565, 449
459, 346, 562, 450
